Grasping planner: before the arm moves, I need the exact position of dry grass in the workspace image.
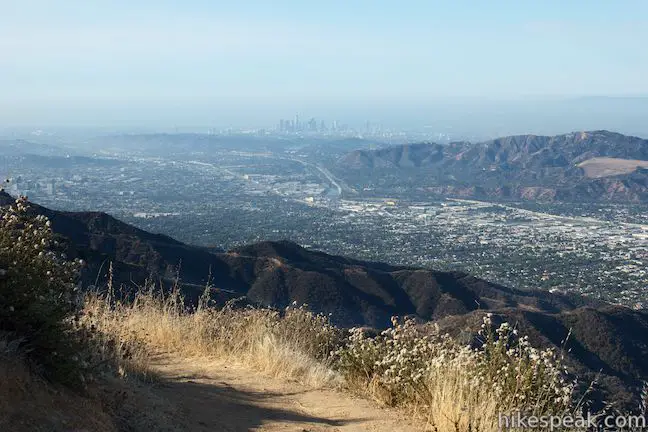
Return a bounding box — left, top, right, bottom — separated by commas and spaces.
578, 157, 648, 178
81, 286, 593, 432
2, 268, 591, 432
344, 353, 500, 431
333, 316, 583, 432
84, 285, 341, 388
0, 336, 116, 432
2, 283, 592, 432
0, 334, 186, 432
408, 359, 500, 432
0, 193, 597, 430
0, 198, 182, 431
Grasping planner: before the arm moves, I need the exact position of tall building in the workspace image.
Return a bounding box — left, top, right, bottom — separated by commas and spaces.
45, 181, 55, 196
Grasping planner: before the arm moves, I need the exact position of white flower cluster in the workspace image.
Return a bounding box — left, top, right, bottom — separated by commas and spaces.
477, 313, 575, 413
333, 313, 578, 414
0, 195, 90, 384
0, 196, 83, 310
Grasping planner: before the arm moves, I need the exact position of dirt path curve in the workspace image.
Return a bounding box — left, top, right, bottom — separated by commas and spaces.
147, 355, 425, 432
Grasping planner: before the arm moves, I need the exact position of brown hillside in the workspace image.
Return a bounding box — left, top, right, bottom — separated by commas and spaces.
578, 157, 648, 178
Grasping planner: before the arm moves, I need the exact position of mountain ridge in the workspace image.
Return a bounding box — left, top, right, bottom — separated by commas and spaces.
1, 190, 646, 406
334, 130, 648, 202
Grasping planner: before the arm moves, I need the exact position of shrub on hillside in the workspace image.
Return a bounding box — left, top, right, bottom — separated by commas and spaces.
476, 313, 575, 414
333, 314, 582, 430
0, 195, 86, 383
274, 302, 344, 362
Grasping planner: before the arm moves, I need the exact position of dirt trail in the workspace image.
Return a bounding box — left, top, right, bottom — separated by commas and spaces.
146, 355, 425, 432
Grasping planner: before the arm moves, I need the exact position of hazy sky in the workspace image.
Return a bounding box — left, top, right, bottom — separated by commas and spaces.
2, 0, 648, 127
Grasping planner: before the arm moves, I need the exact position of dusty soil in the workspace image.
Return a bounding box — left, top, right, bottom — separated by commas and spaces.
143, 355, 425, 432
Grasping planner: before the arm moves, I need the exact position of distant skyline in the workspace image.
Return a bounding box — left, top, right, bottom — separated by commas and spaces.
1, 0, 648, 129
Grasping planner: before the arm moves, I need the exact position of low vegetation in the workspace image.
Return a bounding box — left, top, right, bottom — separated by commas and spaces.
0, 195, 160, 431
0, 195, 85, 385
84, 283, 342, 387
88, 285, 594, 431
0, 194, 612, 431
334, 316, 582, 431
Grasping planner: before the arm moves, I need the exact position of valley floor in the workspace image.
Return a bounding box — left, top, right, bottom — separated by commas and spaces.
145, 354, 423, 432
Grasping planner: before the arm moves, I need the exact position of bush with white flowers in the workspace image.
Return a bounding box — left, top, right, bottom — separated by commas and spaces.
0, 195, 84, 383
476, 313, 576, 414
332, 313, 580, 428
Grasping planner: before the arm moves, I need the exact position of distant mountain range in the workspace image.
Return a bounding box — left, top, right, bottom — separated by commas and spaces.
0, 139, 64, 157
334, 130, 648, 202
1, 190, 646, 407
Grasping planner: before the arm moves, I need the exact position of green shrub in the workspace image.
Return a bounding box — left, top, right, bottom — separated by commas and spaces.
0, 195, 84, 384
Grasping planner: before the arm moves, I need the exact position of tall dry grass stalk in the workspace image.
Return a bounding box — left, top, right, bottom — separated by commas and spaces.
84, 282, 341, 387
81, 272, 595, 432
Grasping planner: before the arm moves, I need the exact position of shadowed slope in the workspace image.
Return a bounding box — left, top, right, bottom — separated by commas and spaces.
1, 191, 647, 407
